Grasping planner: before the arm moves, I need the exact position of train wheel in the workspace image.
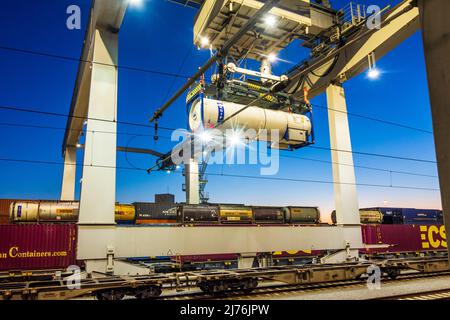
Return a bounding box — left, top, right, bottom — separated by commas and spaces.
385, 268, 400, 280
241, 278, 258, 293
198, 280, 229, 294
96, 289, 125, 300
134, 286, 162, 299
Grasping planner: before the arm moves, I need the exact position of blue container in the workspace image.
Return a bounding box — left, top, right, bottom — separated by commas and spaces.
401, 208, 442, 225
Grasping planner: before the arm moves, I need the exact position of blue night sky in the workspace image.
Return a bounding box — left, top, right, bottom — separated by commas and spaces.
0, 0, 442, 221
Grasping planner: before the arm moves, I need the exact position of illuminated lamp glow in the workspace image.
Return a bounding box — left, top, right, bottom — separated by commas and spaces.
367, 68, 380, 80
129, 0, 144, 8
264, 14, 277, 27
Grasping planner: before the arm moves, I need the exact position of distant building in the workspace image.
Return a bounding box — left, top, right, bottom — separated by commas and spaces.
155, 193, 175, 204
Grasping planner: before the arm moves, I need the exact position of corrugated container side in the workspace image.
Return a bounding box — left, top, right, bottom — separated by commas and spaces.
361, 224, 446, 253
0, 199, 14, 224
0, 224, 77, 271
133, 202, 177, 220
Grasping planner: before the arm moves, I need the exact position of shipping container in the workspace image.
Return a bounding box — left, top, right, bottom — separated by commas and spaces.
361, 224, 447, 253
284, 207, 320, 224
133, 202, 177, 220
179, 205, 219, 223
219, 205, 253, 223
401, 208, 443, 225
0, 199, 14, 224
135, 219, 177, 224
331, 209, 383, 224
0, 224, 77, 271
361, 207, 403, 224
114, 204, 136, 223
253, 207, 284, 223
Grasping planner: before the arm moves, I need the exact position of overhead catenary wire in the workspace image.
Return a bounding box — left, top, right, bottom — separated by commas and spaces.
0, 104, 177, 131
0, 104, 438, 166
0, 157, 440, 192
281, 154, 438, 178
311, 103, 433, 134
0, 45, 191, 80
0, 120, 438, 179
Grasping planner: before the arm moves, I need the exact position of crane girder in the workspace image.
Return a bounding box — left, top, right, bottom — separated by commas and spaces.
285, 0, 420, 101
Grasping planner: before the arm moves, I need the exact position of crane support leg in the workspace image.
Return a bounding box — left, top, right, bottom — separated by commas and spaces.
60, 146, 77, 201
185, 158, 200, 205
78, 28, 118, 225
419, 0, 450, 268
326, 84, 361, 226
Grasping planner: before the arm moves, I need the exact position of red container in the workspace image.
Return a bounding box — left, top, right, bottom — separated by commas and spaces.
0, 224, 77, 271
361, 224, 447, 253
0, 199, 14, 224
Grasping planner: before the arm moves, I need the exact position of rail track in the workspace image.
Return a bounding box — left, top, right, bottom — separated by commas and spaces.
376, 288, 450, 300
0, 256, 448, 300
160, 270, 450, 300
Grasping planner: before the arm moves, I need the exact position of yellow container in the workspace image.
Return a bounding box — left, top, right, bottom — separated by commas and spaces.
115, 204, 136, 222
219, 206, 252, 222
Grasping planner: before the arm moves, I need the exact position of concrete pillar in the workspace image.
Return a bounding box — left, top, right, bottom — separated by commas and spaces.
326, 83, 360, 226
60, 146, 77, 201
418, 0, 450, 265
185, 158, 200, 204
78, 28, 118, 225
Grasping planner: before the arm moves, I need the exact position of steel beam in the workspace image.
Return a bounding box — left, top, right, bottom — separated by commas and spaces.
286, 0, 420, 101
418, 0, 450, 268
76, 225, 363, 261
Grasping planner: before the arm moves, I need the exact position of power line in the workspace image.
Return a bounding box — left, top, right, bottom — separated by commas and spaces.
307, 145, 437, 164
0, 45, 191, 80
0, 104, 438, 165
0, 122, 174, 139
0, 157, 440, 192
280, 154, 438, 178
311, 103, 433, 134
0, 104, 177, 131
0, 44, 434, 135
0, 120, 438, 178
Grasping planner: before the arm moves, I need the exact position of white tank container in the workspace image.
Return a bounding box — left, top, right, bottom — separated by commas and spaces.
10, 201, 79, 222
10, 202, 39, 222
39, 202, 79, 221
189, 98, 311, 147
